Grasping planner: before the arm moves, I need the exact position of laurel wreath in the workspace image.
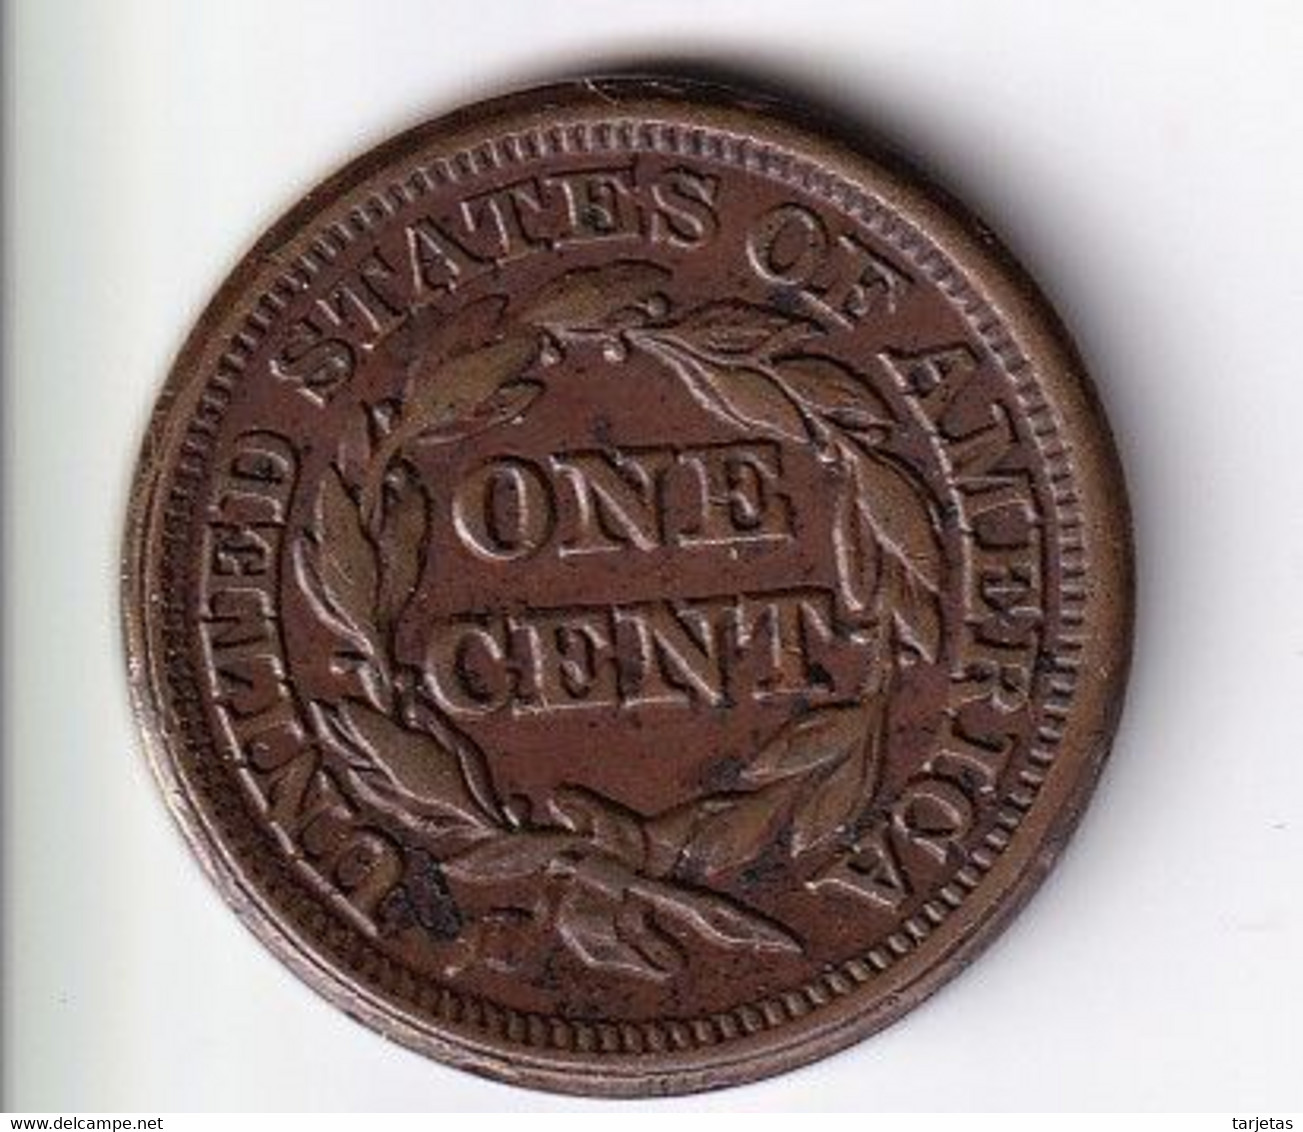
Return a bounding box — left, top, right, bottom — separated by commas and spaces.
292, 261, 944, 981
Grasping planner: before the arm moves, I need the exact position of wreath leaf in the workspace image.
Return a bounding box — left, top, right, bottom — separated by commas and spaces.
884, 553, 944, 662
831, 480, 882, 617
295, 468, 380, 656
547, 787, 647, 870
444, 831, 581, 884
325, 699, 496, 831
740, 703, 873, 787
615, 903, 686, 975
293, 539, 360, 653
405, 331, 541, 429
361, 333, 540, 520
408, 380, 544, 448
647, 339, 810, 443
657, 301, 814, 358
554, 887, 673, 981
630, 876, 801, 955
645, 702, 882, 875
690, 363, 809, 442
645, 780, 801, 877
788, 697, 887, 855
789, 748, 872, 857
387, 294, 509, 368
376, 466, 428, 628
841, 444, 944, 661
846, 445, 942, 587
516, 261, 670, 331
774, 354, 892, 430
335, 405, 375, 486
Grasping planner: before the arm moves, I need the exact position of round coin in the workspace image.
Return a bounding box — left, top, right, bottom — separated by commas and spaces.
123, 78, 1132, 1095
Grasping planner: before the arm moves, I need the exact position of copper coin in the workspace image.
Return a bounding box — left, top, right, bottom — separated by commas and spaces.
123, 78, 1132, 1095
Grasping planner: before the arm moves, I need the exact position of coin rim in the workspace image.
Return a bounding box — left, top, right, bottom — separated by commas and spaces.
121, 77, 1134, 1096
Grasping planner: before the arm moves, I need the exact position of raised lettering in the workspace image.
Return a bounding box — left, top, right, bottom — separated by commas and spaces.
452, 457, 556, 561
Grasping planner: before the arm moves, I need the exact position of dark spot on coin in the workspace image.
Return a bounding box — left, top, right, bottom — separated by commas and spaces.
403, 849, 463, 941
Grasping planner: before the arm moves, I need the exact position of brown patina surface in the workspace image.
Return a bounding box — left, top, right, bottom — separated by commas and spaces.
123, 79, 1132, 1094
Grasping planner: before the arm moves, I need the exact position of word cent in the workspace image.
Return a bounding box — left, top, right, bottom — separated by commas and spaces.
123, 80, 1132, 1095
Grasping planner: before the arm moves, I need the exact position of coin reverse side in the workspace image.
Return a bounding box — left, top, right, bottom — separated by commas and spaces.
123, 79, 1132, 1095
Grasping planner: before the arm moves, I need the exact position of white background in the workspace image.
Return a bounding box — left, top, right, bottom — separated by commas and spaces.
5, 0, 1302, 1113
